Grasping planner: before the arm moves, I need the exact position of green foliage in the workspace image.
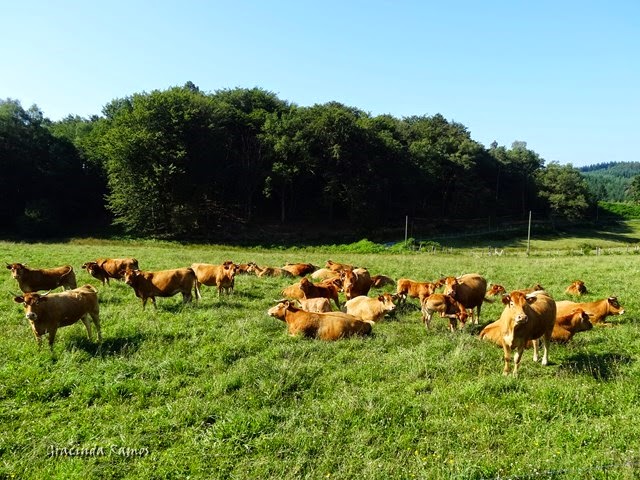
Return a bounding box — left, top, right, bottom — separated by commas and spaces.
581, 162, 640, 202
2, 240, 640, 479
598, 201, 640, 219
535, 162, 594, 220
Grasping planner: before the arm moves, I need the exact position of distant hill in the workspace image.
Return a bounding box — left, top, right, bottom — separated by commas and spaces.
580, 162, 640, 202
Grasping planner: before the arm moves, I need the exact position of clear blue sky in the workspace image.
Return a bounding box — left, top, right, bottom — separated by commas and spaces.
2, 0, 638, 167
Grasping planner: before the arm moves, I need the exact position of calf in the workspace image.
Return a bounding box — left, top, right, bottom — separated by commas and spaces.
7, 263, 77, 292
553, 308, 593, 343
565, 280, 588, 296
442, 273, 489, 324
555, 297, 624, 324
191, 261, 237, 296
396, 278, 439, 303
420, 293, 469, 332
282, 263, 318, 277
343, 293, 397, 322
496, 290, 556, 376
13, 284, 101, 350
81, 257, 139, 285
268, 301, 373, 340
298, 298, 332, 313
341, 268, 373, 300
299, 277, 341, 309
247, 263, 294, 278
122, 268, 200, 309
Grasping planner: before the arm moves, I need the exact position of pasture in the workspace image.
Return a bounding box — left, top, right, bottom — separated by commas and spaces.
1, 238, 640, 479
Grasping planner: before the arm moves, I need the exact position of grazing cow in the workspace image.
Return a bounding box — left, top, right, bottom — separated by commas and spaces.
555, 297, 624, 324
371, 274, 396, 289
480, 307, 593, 345
13, 284, 101, 350
565, 280, 588, 296
442, 274, 489, 324
396, 278, 439, 303
553, 308, 593, 343
420, 293, 469, 332
341, 268, 373, 300
298, 297, 332, 313
81, 257, 139, 285
486, 284, 506, 297
325, 260, 354, 272
268, 301, 373, 340
190, 261, 237, 296
246, 263, 294, 278
7, 263, 77, 292
343, 293, 397, 322
311, 268, 340, 281
495, 290, 556, 376
282, 263, 318, 277
299, 277, 341, 309
122, 268, 200, 309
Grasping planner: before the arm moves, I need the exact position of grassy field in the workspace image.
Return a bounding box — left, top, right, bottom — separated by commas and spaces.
1, 231, 640, 479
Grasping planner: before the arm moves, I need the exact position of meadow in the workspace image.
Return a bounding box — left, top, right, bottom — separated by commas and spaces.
1, 233, 640, 479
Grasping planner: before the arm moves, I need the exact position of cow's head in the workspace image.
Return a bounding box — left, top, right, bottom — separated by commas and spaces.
502, 291, 537, 325
607, 297, 625, 315
442, 277, 458, 297
13, 291, 51, 321
378, 293, 396, 313
7, 263, 26, 279
122, 269, 141, 285
82, 261, 103, 276
487, 284, 506, 296
222, 260, 238, 276
570, 308, 593, 333
267, 301, 293, 320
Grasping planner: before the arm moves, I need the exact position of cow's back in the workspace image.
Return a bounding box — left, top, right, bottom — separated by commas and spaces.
39, 285, 98, 327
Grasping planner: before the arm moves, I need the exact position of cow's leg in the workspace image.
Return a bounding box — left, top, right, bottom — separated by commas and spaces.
532, 339, 540, 362
183, 291, 192, 304
91, 311, 102, 343
48, 329, 57, 351
80, 314, 93, 340
513, 346, 525, 376
502, 344, 511, 375
475, 304, 482, 325
540, 334, 550, 366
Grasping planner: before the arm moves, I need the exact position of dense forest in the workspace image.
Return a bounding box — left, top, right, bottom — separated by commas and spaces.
0, 83, 615, 241
580, 162, 640, 203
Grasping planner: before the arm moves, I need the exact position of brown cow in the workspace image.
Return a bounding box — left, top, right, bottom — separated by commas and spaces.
565, 280, 588, 296
246, 263, 294, 278
13, 284, 101, 350
298, 298, 332, 313
81, 257, 139, 285
299, 277, 341, 309
371, 274, 396, 289
282, 277, 342, 301
191, 261, 237, 296
122, 268, 200, 309
282, 263, 318, 277
442, 274, 489, 324
486, 284, 506, 297
481, 307, 593, 345
7, 263, 77, 292
555, 297, 624, 324
396, 278, 439, 303
495, 290, 556, 376
268, 301, 373, 340
420, 293, 469, 332
341, 268, 373, 300
343, 293, 397, 322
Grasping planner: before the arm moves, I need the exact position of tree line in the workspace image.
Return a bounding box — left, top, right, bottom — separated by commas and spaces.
0, 83, 598, 240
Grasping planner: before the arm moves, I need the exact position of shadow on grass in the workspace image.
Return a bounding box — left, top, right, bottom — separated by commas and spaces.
67, 333, 146, 357
559, 352, 633, 380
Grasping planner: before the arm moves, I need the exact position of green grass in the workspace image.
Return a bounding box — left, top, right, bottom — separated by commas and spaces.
1, 232, 640, 479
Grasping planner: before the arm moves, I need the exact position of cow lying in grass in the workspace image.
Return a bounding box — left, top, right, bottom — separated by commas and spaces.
268, 301, 373, 340
343, 293, 397, 322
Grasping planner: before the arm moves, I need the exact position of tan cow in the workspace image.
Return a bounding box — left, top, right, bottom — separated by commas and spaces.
371, 274, 396, 289
341, 268, 373, 301
81, 257, 139, 285
555, 297, 624, 324
7, 263, 77, 292
325, 260, 354, 272
298, 298, 332, 313
282, 263, 318, 277
311, 268, 341, 281
13, 284, 101, 350
268, 301, 373, 340
420, 293, 469, 332
191, 261, 237, 296
495, 290, 556, 376
343, 293, 397, 322
396, 278, 439, 303
565, 280, 588, 296
246, 263, 294, 278
299, 277, 341, 309
442, 273, 489, 324
122, 268, 200, 309
486, 284, 506, 297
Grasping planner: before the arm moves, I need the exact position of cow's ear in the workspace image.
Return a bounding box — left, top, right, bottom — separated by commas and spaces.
526, 295, 537, 304
378, 295, 384, 301
6, 264, 11, 269
501, 295, 511, 305
13, 296, 24, 303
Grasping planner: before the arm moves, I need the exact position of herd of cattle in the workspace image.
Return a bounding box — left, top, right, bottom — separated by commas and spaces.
7, 259, 626, 375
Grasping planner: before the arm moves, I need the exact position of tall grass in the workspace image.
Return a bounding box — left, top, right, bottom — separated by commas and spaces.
1, 238, 639, 479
